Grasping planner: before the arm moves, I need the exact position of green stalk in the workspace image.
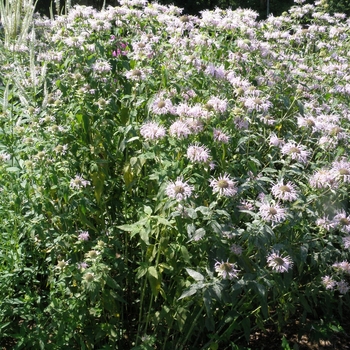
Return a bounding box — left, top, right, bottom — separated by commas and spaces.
200, 292, 252, 350
162, 314, 175, 350
135, 276, 148, 345
179, 304, 205, 350
143, 226, 162, 334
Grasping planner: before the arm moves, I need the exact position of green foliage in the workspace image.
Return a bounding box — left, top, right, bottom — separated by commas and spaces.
0, 0, 350, 349
324, 0, 350, 15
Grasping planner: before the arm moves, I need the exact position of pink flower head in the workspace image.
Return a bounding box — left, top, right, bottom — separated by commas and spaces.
271, 179, 298, 202
210, 173, 238, 197
186, 143, 211, 163
140, 121, 166, 140
215, 260, 239, 279
267, 251, 293, 273
321, 275, 336, 290
259, 202, 286, 223
165, 177, 193, 201
281, 142, 310, 163
78, 231, 90, 241
70, 175, 90, 190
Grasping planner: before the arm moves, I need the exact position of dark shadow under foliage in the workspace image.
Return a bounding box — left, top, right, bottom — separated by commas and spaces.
36, 0, 350, 20
36, 0, 305, 19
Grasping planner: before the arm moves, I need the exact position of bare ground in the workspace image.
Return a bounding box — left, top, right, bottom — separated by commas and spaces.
243, 319, 350, 350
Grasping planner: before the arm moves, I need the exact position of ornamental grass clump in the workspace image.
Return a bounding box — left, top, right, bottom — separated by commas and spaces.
0, 0, 36, 49
0, 0, 350, 348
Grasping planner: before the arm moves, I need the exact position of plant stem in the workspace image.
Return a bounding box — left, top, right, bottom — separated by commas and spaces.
143, 226, 161, 334
179, 304, 205, 350
135, 274, 148, 346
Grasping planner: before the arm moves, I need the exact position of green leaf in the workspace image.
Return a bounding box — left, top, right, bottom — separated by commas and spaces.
180, 246, 190, 263
161, 66, 168, 88
237, 255, 255, 273
297, 100, 304, 115
193, 228, 205, 241
148, 266, 158, 279
148, 275, 161, 297
255, 282, 265, 297
123, 163, 133, 187
120, 107, 129, 125
178, 286, 197, 300
185, 207, 197, 219
157, 217, 173, 226
300, 244, 308, 264
186, 268, 204, 282
281, 336, 292, 350
105, 275, 120, 290
140, 228, 150, 245
187, 223, 196, 236
204, 290, 214, 331
257, 176, 274, 183
136, 264, 148, 279
196, 206, 211, 216
263, 167, 277, 173
117, 223, 140, 233
0, 321, 11, 330
299, 295, 312, 313
127, 136, 139, 143
241, 317, 251, 343
144, 205, 152, 216
211, 284, 222, 301
91, 171, 105, 205
117, 218, 148, 234
6, 167, 20, 172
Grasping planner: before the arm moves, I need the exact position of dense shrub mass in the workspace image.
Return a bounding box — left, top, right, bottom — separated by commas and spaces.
1, 0, 350, 348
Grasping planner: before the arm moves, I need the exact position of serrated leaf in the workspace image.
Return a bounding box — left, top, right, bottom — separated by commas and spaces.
185, 207, 197, 219
157, 217, 173, 226
257, 176, 274, 183
186, 268, 204, 281
117, 224, 140, 233
215, 209, 230, 217
211, 284, 222, 300
178, 286, 197, 300
193, 228, 205, 241
196, 206, 211, 216
106, 275, 120, 290
117, 218, 148, 234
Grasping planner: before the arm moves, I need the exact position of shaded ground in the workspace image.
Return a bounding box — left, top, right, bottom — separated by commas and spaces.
2, 318, 350, 349
242, 319, 350, 350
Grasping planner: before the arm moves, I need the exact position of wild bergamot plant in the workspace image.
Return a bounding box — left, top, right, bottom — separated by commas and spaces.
0, 0, 350, 348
